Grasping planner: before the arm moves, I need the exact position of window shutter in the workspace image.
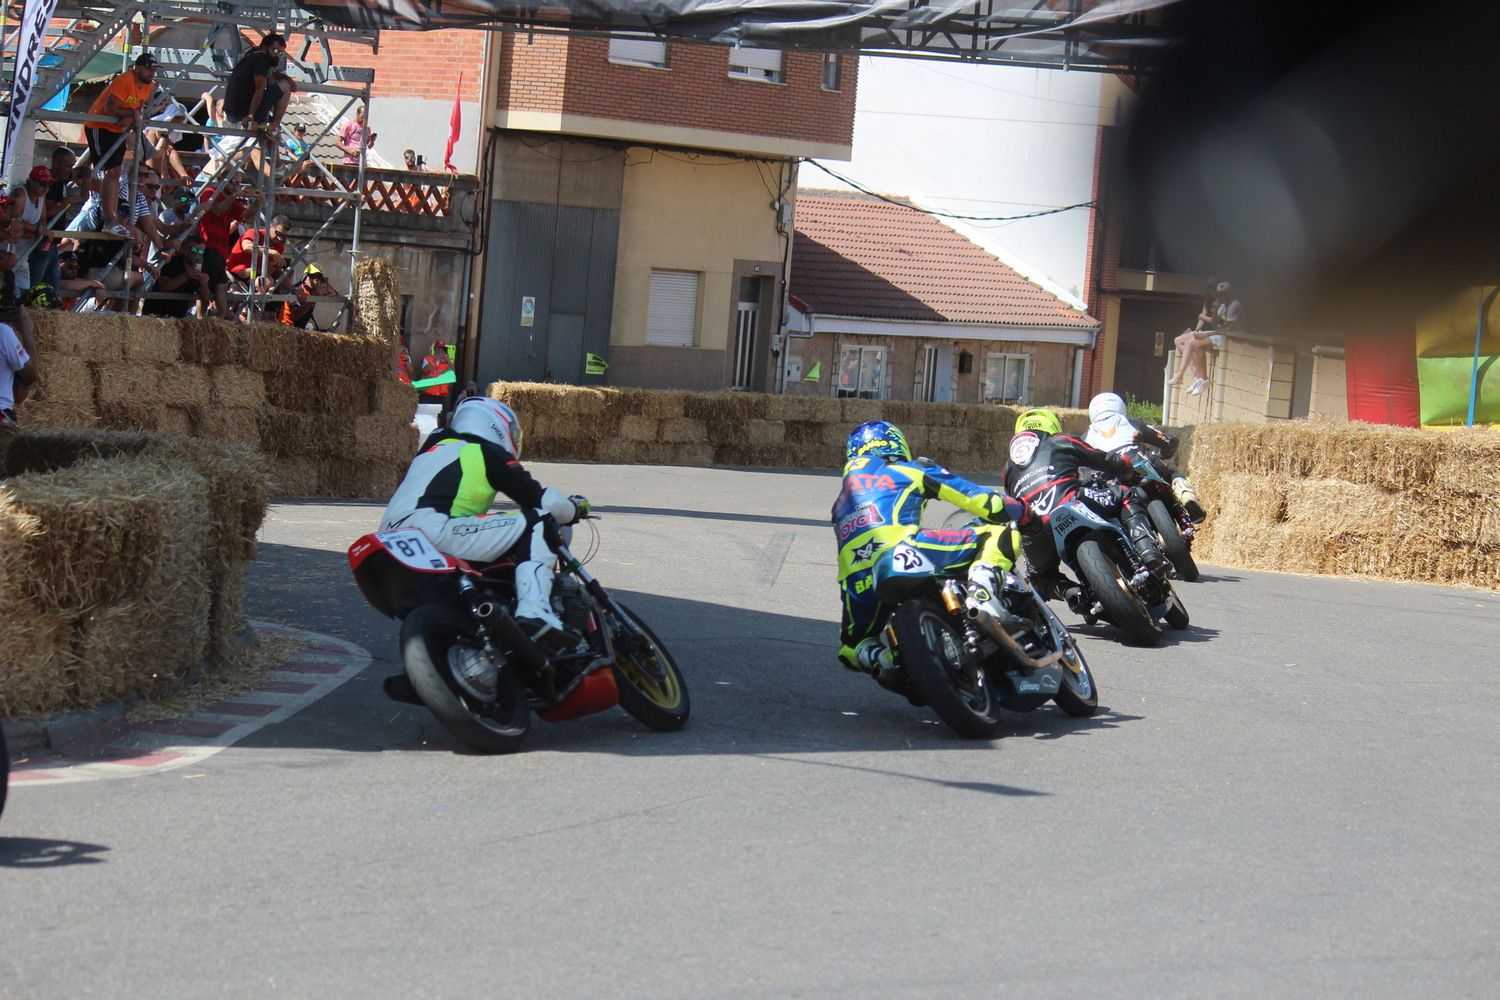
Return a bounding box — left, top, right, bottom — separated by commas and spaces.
729, 47, 782, 76
647, 270, 698, 347
609, 36, 667, 67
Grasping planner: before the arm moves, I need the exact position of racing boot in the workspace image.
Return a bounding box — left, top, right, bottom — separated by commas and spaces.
514, 560, 585, 655
965, 563, 1028, 634
854, 637, 925, 707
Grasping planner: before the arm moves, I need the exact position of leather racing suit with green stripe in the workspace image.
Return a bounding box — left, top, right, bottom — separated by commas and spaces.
833, 453, 1028, 671
380, 429, 580, 634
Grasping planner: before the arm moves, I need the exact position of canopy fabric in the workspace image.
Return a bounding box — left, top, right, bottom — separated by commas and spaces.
294, 0, 1181, 71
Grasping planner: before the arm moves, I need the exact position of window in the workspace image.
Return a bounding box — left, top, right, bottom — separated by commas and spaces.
646, 270, 698, 347
821, 53, 840, 91
983, 353, 1029, 404
729, 46, 782, 83
608, 34, 667, 68
837, 345, 887, 399
918, 345, 939, 402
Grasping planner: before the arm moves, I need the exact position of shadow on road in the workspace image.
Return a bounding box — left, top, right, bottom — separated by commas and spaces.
0, 837, 110, 868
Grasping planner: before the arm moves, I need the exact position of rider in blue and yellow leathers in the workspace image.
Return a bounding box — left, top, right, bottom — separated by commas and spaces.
833, 421, 1030, 688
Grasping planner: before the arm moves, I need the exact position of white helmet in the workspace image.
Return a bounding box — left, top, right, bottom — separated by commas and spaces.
1088, 392, 1128, 428
449, 397, 523, 457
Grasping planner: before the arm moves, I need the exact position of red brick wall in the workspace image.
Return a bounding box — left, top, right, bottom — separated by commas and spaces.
327, 30, 486, 102
497, 34, 856, 148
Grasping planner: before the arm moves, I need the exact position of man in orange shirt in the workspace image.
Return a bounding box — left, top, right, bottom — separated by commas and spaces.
84, 52, 158, 235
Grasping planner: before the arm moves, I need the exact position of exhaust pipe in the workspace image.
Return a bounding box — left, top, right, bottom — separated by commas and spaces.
966, 606, 1065, 671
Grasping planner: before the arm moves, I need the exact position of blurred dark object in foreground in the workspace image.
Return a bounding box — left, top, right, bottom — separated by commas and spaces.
1126, 0, 1500, 331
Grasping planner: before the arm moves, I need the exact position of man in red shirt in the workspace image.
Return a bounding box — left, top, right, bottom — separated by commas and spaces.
225, 214, 288, 280
196, 183, 257, 318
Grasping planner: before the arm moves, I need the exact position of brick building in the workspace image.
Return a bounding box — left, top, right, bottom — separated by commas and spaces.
344, 27, 856, 388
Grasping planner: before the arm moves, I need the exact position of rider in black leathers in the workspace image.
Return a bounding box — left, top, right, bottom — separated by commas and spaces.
1002, 408, 1158, 601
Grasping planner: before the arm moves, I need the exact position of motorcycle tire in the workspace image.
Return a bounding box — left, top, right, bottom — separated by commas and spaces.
892, 599, 1003, 739
1075, 538, 1163, 646
608, 603, 690, 732
400, 604, 531, 754
1147, 499, 1200, 582
1164, 587, 1191, 630
1051, 632, 1100, 718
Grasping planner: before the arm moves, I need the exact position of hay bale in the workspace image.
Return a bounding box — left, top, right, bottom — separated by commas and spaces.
264, 372, 323, 413
97, 401, 163, 432
158, 407, 194, 437
210, 367, 268, 409
619, 415, 660, 443
658, 417, 705, 444
638, 392, 685, 419
238, 322, 301, 372
321, 374, 373, 416
1431, 427, 1500, 497
124, 316, 183, 363
350, 257, 402, 343
156, 364, 211, 408
669, 443, 716, 466
682, 391, 770, 421
29, 354, 95, 406
745, 419, 785, 447
259, 410, 320, 455
96, 363, 162, 405
269, 456, 322, 496
178, 317, 239, 366
372, 377, 417, 417
596, 439, 674, 465
841, 398, 883, 424
31, 311, 127, 361
194, 407, 262, 446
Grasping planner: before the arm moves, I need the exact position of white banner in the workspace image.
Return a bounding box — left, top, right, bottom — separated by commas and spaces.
2, 0, 63, 184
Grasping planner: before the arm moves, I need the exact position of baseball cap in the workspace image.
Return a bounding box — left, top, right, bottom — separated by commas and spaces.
135, 52, 158, 67
28, 164, 53, 183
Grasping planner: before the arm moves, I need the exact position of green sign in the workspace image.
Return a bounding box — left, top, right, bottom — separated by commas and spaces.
411, 370, 456, 390
804, 361, 821, 382
585, 353, 609, 375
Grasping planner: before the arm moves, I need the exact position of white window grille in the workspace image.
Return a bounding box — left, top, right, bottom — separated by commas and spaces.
983, 352, 1030, 404
919, 345, 939, 402
609, 35, 667, 68
732, 302, 758, 389
646, 270, 699, 347
837, 345, 887, 399
729, 46, 783, 83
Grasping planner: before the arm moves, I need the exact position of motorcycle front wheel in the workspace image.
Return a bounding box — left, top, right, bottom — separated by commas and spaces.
609, 603, 690, 731
1147, 499, 1199, 582
1051, 631, 1100, 718
893, 599, 1003, 739
1075, 539, 1163, 646
400, 604, 531, 754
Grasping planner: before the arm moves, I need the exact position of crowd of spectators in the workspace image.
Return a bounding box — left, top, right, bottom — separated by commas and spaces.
1, 39, 354, 325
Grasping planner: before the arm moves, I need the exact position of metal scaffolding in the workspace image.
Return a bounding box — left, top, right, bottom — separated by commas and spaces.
1, 0, 382, 323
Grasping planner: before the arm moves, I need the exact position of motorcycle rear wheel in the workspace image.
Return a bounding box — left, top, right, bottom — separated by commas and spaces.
401, 604, 531, 754
893, 599, 1003, 739
1147, 499, 1200, 582
1075, 539, 1162, 646
609, 603, 690, 731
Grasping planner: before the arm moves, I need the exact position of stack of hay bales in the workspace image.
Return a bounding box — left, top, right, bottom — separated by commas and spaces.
0, 429, 271, 717
490, 382, 1087, 474
1188, 421, 1500, 590
22, 256, 417, 499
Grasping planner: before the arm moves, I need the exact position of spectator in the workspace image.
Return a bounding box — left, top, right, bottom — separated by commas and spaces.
280, 263, 337, 328
145, 101, 195, 182
1, 283, 38, 426
396, 346, 414, 385
56, 250, 107, 310
420, 339, 452, 402
151, 187, 197, 265
337, 104, 376, 165
251, 251, 294, 324
225, 214, 289, 280
4, 165, 52, 295
223, 33, 294, 133
1171, 280, 1243, 395
283, 122, 311, 160
83, 52, 158, 234
32, 147, 83, 293
402, 148, 423, 171
144, 234, 211, 318
196, 183, 257, 317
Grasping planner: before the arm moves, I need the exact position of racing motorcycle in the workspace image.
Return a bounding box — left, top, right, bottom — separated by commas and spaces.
872, 534, 1100, 739
1046, 481, 1189, 646
348, 516, 690, 754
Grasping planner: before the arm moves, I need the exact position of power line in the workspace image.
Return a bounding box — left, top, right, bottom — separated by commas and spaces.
801, 159, 1094, 222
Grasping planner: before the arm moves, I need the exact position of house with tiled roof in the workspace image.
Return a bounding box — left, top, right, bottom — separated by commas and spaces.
785, 191, 1098, 405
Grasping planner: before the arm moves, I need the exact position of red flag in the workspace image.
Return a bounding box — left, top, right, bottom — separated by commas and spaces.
443, 73, 462, 173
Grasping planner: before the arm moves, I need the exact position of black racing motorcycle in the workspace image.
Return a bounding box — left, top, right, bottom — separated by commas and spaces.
871, 538, 1099, 738
1120, 444, 1200, 582
348, 516, 689, 753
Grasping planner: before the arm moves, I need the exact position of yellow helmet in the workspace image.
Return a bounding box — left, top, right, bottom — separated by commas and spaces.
1014, 408, 1061, 436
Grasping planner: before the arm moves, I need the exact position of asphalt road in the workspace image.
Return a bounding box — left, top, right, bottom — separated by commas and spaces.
3, 462, 1498, 999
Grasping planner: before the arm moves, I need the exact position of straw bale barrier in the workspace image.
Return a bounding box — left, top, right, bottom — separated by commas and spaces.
0, 429, 271, 717
1187, 421, 1500, 590
20, 255, 418, 499
489, 382, 1088, 474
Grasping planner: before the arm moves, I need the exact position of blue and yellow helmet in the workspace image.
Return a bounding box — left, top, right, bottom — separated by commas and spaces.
846, 421, 912, 462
